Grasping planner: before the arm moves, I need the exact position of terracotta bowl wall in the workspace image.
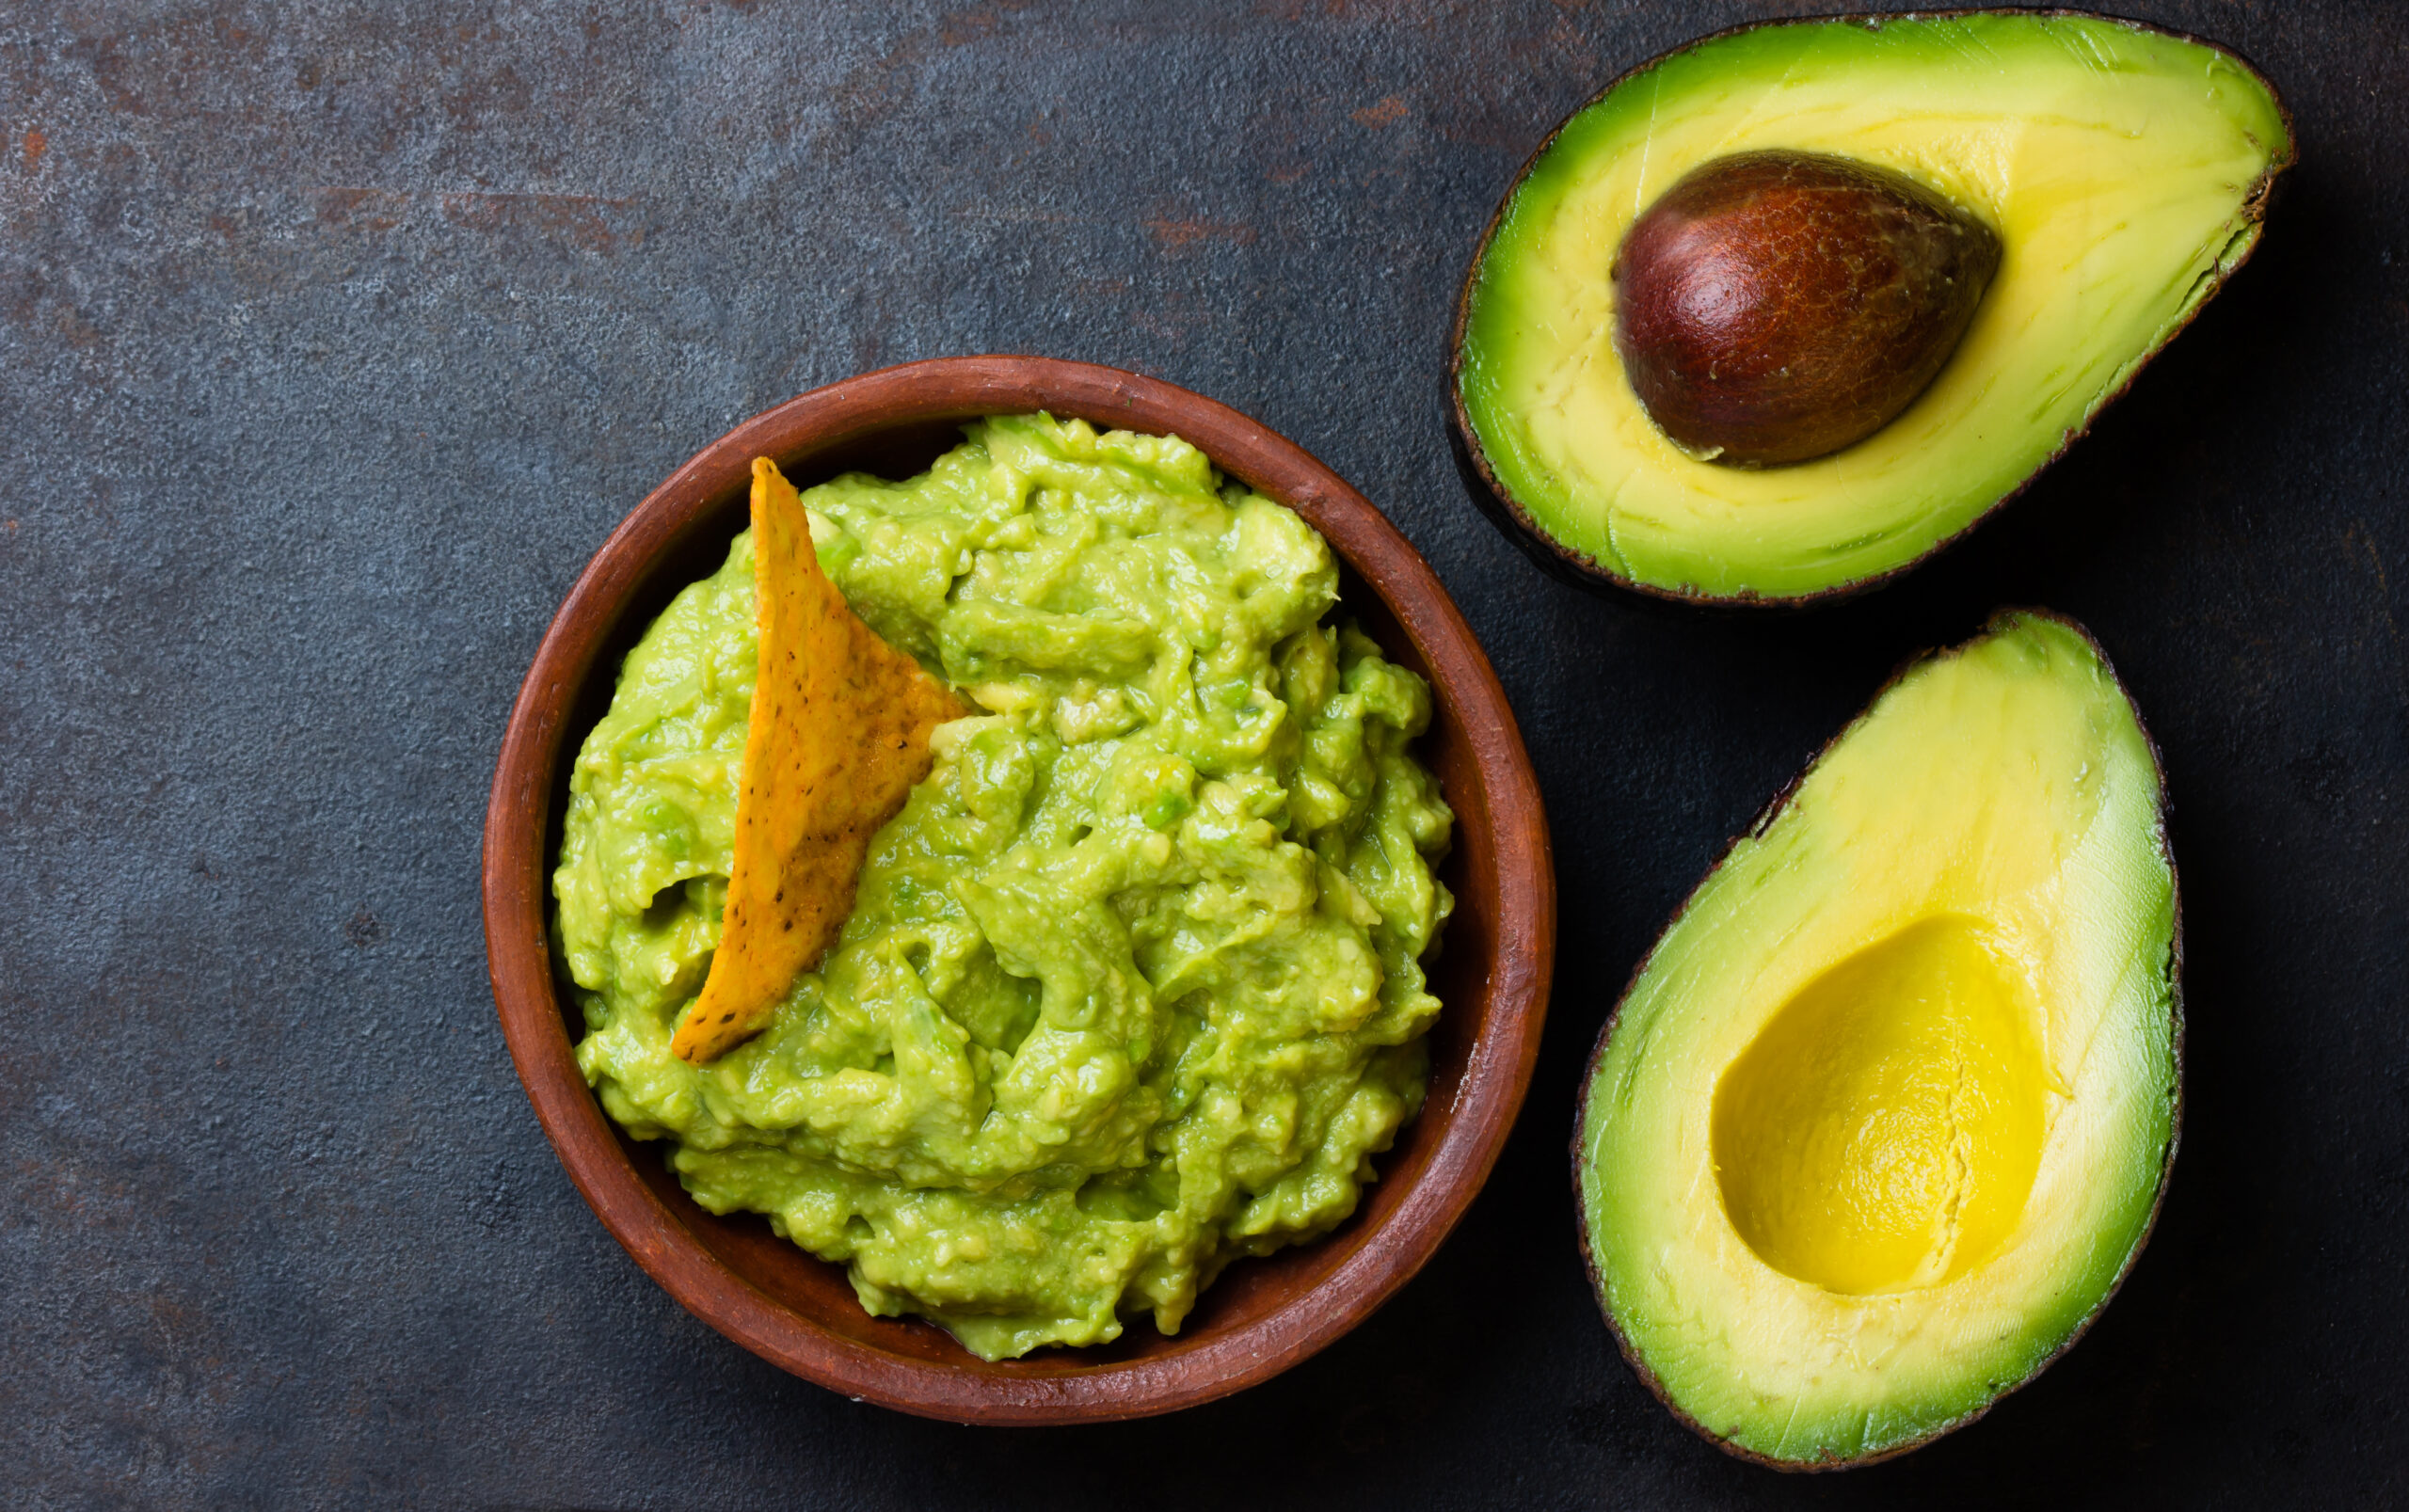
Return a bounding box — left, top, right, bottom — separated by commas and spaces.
484, 357, 1555, 1424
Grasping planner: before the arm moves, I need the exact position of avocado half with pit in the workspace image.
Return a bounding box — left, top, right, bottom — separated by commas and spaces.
1451, 13, 2291, 603
1575, 612, 2180, 1468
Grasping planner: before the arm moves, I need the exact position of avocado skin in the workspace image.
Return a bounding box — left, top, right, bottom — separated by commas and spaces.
1447, 11, 2295, 608
1570, 609, 2184, 1469
1613, 151, 2002, 468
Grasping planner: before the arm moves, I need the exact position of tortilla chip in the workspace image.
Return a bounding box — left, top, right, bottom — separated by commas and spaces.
671, 457, 965, 1063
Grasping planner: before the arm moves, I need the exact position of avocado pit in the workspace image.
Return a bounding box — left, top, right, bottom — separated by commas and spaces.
1613, 150, 2002, 468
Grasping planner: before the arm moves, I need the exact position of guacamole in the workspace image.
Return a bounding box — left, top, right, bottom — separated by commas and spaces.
552, 414, 1455, 1360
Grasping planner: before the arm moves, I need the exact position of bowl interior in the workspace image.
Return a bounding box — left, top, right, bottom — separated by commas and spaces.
546, 414, 1498, 1372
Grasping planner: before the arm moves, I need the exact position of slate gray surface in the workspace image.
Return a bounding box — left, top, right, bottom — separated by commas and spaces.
4, 2, 2403, 1508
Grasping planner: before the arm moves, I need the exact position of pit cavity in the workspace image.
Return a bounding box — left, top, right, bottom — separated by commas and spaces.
1711, 915, 2047, 1295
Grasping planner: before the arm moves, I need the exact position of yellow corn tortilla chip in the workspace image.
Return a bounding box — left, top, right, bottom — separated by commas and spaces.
671, 457, 965, 1064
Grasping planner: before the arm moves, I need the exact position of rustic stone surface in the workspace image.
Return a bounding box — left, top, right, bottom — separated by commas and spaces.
2, 2, 2402, 1506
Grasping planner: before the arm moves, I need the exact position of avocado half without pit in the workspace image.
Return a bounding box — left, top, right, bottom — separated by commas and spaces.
1576, 612, 2181, 1468
1450, 12, 2292, 602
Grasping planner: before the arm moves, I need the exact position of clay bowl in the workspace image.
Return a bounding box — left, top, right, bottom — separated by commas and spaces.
484, 356, 1555, 1424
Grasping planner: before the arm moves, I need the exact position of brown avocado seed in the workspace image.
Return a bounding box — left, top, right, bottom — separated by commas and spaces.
1611, 150, 2002, 468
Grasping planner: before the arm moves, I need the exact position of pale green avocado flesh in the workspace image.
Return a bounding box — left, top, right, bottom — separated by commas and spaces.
1457, 13, 2290, 600
554, 415, 1454, 1360
1576, 613, 2178, 1465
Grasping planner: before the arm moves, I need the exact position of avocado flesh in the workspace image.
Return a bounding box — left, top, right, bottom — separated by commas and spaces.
1576, 613, 2178, 1466
1456, 13, 2289, 600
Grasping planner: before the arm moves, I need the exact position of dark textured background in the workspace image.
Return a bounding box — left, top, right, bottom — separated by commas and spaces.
3, 2, 2402, 1507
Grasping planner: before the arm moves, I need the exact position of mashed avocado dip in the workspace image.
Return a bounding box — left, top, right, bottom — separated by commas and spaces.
553, 414, 1455, 1360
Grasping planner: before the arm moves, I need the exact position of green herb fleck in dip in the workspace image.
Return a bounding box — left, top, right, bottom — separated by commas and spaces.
553, 414, 1454, 1360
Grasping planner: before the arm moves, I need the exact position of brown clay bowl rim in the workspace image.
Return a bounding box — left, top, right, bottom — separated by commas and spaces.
482, 356, 1555, 1424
